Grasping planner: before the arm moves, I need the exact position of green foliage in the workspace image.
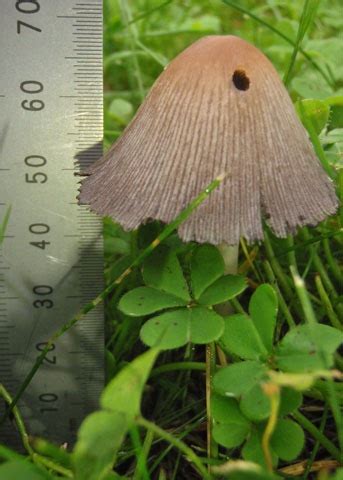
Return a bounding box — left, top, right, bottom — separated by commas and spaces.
212, 284, 340, 466
249, 285, 278, 352
73, 411, 127, 480
197, 274, 247, 306
108, 98, 134, 125
0, 461, 53, 480
118, 286, 187, 316
1, 0, 342, 478
141, 307, 224, 349
143, 246, 190, 301
211, 394, 251, 448
242, 428, 277, 468
219, 283, 278, 362
101, 348, 159, 421
219, 314, 268, 360
275, 323, 343, 372
191, 244, 224, 299
296, 98, 330, 133
72, 348, 159, 480
211, 388, 305, 468
119, 244, 246, 349
214, 360, 269, 398
271, 418, 305, 461
278, 388, 303, 416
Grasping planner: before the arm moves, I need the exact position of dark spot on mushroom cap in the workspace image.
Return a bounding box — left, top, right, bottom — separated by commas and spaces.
232, 69, 250, 91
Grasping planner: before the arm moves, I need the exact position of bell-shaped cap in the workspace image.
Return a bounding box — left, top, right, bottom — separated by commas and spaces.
79, 35, 338, 244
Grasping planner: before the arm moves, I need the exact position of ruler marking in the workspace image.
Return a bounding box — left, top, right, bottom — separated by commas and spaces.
73, 41, 102, 44
74, 20, 102, 23
58, 16, 101, 20
74, 34, 102, 40
73, 45, 102, 48
73, 35, 102, 38
74, 66, 102, 69
0, 0, 104, 448
75, 28, 102, 32
73, 5, 103, 8
75, 72, 102, 75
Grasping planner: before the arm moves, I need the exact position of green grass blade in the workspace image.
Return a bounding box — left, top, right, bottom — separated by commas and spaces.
0, 206, 11, 246
291, 266, 343, 453
298, 100, 336, 179
128, 0, 173, 26
284, 0, 321, 86
120, 0, 145, 101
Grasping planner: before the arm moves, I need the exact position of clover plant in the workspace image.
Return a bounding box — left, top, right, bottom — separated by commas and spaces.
212, 283, 342, 467
118, 244, 247, 349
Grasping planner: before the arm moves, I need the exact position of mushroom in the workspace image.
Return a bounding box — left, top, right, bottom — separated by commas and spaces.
79, 35, 338, 245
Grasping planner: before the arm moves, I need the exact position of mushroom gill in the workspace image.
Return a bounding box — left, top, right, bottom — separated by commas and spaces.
79, 35, 338, 245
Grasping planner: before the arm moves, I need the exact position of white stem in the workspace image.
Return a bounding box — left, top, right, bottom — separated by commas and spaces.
217, 243, 239, 274
216, 243, 239, 316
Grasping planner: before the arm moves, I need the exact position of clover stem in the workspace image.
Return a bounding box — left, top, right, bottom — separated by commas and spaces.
206, 342, 218, 464
262, 384, 280, 472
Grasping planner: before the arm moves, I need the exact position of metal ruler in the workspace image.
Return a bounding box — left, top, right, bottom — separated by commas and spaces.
0, 0, 104, 448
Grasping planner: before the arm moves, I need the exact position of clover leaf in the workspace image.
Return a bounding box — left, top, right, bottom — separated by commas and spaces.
140, 307, 224, 349
191, 244, 225, 299
214, 282, 340, 428
219, 284, 278, 360
211, 390, 305, 469
142, 246, 190, 301
211, 394, 250, 448
118, 245, 246, 349
213, 360, 269, 398
275, 323, 343, 372
74, 348, 160, 480
219, 314, 268, 361
118, 286, 187, 316
249, 284, 278, 353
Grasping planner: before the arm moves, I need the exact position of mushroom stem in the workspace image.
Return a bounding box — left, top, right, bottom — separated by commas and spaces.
217, 243, 239, 274
216, 242, 239, 317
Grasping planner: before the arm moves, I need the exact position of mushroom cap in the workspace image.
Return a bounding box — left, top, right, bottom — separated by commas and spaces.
79, 35, 338, 245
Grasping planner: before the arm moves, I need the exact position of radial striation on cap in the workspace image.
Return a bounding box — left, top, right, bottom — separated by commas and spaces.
79, 35, 338, 245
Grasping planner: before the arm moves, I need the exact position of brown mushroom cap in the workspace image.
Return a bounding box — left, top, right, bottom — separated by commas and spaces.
79, 35, 338, 245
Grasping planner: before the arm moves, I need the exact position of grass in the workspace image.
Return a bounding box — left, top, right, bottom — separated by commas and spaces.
0, 0, 342, 479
